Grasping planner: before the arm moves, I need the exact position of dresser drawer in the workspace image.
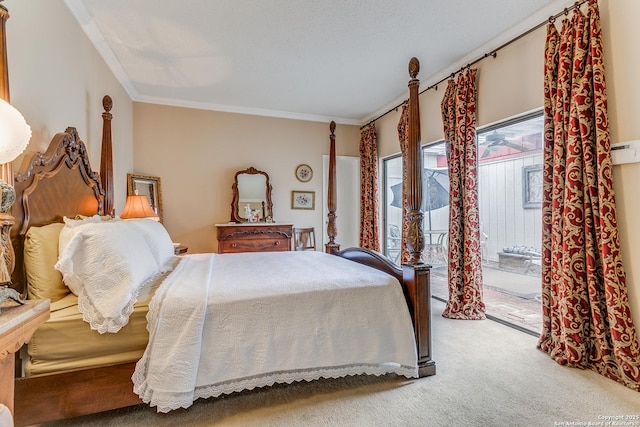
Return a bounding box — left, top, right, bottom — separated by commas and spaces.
216, 223, 293, 254
219, 237, 289, 253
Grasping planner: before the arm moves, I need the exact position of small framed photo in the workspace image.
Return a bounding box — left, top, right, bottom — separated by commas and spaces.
291, 190, 315, 210
522, 164, 543, 209
295, 164, 313, 182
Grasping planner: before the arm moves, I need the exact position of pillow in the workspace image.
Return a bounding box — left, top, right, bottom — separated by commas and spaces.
125, 218, 174, 266
73, 214, 114, 221
55, 220, 166, 333
24, 222, 68, 302
59, 214, 119, 255
0, 404, 12, 427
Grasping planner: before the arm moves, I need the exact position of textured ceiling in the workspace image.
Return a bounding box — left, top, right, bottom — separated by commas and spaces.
65, 0, 571, 125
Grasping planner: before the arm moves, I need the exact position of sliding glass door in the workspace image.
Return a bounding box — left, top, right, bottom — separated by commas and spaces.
382, 111, 544, 334
382, 141, 448, 267
477, 112, 543, 334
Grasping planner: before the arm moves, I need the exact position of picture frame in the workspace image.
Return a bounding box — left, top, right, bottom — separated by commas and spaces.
291, 190, 315, 210
127, 173, 164, 222
522, 164, 543, 209
295, 164, 313, 182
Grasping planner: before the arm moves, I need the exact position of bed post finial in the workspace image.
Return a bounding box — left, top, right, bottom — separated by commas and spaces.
100, 95, 114, 217
409, 57, 420, 79
102, 95, 113, 112
405, 57, 424, 265
325, 121, 340, 254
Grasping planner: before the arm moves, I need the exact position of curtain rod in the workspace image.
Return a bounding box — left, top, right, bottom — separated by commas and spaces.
360, 0, 590, 130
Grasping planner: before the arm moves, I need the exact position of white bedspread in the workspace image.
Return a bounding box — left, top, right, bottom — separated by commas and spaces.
132, 251, 418, 412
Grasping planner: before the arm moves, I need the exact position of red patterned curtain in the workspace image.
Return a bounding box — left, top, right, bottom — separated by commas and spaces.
537, 1, 640, 391
359, 124, 380, 251
397, 104, 412, 264
440, 69, 485, 320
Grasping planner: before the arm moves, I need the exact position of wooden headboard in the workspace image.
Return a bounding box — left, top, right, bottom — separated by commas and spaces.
9, 96, 114, 294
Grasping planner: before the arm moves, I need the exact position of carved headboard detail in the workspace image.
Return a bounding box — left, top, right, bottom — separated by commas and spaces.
9, 97, 114, 294
9, 128, 103, 294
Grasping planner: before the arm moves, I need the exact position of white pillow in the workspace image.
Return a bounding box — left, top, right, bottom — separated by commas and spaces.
55, 220, 165, 333
58, 214, 119, 255
125, 218, 174, 266
0, 404, 12, 427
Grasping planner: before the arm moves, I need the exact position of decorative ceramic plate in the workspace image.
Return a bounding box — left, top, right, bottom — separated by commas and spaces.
295, 164, 313, 182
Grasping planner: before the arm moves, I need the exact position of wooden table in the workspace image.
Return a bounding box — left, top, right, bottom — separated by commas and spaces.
0, 299, 50, 420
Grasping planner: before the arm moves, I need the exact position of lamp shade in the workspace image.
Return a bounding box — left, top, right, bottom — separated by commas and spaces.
0, 98, 31, 164
120, 195, 159, 220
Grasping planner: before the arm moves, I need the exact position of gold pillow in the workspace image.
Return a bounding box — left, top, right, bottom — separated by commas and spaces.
73, 214, 114, 221
24, 222, 68, 302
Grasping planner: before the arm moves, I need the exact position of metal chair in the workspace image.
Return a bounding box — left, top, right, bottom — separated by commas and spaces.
293, 227, 316, 251
424, 229, 448, 266
480, 230, 489, 264
386, 224, 402, 264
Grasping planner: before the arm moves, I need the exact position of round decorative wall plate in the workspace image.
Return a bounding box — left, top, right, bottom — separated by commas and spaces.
295, 164, 313, 182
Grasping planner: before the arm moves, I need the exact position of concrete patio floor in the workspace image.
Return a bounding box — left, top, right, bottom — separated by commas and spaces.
429, 263, 542, 335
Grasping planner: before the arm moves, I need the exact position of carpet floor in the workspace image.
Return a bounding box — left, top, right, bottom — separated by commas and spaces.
37, 299, 640, 427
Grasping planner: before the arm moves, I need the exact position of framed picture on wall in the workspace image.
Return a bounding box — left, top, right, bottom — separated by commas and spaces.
522, 164, 543, 209
291, 190, 315, 210
295, 164, 313, 182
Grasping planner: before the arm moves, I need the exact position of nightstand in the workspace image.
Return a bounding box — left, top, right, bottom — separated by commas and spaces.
0, 299, 50, 420
174, 245, 188, 255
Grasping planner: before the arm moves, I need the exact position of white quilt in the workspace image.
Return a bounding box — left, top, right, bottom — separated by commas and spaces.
132, 251, 418, 412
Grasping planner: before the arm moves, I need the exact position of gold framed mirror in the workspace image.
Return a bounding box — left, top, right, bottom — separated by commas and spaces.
230, 167, 273, 223
127, 173, 163, 223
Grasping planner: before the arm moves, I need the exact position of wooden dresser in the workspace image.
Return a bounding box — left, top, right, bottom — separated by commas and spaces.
216, 223, 293, 254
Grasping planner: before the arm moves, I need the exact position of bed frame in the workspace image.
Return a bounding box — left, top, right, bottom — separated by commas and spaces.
10, 59, 434, 426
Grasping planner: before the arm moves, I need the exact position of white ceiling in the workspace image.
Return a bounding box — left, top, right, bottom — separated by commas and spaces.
65, 0, 571, 125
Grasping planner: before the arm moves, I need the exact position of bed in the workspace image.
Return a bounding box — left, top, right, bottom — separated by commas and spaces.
9, 58, 434, 426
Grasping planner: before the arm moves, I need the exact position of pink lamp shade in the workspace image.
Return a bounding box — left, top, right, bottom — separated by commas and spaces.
120, 194, 159, 220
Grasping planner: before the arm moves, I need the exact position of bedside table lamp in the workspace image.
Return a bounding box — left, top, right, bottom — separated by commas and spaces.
0, 99, 30, 206
0, 98, 31, 285
120, 193, 159, 221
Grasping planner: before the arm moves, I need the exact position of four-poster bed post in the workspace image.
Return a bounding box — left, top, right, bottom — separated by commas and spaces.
401, 57, 433, 376
330, 58, 435, 377
0, 2, 15, 286
325, 120, 339, 253
405, 57, 425, 264
100, 95, 114, 217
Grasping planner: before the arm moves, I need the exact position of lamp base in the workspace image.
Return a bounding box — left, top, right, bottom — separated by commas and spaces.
0, 179, 15, 285
0, 179, 15, 213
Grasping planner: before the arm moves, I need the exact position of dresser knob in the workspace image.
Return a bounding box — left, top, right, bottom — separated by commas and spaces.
231, 243, 237, 247
274, 241, 280, 245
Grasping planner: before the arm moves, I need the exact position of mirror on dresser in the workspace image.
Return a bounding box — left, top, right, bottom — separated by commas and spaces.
230, 167, 273, 223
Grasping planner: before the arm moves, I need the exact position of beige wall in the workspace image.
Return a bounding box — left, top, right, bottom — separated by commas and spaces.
5, 0, 133, 212
377, 0, 640, 329
602, 0, 640, 333
132, 103, 360, 253
377, 26, 546, 157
